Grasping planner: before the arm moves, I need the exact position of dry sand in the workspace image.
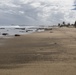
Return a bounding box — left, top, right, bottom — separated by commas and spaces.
0, 27, 76, 75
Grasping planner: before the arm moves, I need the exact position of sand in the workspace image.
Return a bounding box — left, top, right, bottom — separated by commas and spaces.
0, 27, 76, 75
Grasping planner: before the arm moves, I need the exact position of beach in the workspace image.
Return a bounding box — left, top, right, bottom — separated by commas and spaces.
0, 27, 76, 75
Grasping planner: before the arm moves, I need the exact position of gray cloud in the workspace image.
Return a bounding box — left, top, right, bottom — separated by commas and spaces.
74, 0, 76, 4
0, 0, 76, 25
73, 0, 76, 10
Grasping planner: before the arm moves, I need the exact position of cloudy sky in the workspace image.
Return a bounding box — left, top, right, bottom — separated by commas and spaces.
0, 0, 76, 25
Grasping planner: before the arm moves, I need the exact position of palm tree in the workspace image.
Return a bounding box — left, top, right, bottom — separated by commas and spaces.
62, 21, 65, 25
58, 23, 61, 27
74, 21, 76, 28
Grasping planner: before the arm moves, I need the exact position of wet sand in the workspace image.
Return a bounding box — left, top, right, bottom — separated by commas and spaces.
0, 27, 76, 75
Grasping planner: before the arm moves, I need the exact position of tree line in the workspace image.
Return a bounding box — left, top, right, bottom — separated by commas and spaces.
58, 21, 76, 28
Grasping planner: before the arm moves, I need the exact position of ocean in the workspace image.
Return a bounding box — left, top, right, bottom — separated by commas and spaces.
0, 25, 45, 38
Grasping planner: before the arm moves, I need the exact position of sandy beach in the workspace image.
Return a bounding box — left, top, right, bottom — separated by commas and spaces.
0, 27, 76, 75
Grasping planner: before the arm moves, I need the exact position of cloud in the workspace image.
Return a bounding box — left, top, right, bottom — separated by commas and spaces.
74, 0, 76, 4
73, 0, 76, 10
0, 0, 76, 25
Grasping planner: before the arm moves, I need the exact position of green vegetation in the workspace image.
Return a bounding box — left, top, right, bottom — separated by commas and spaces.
58, 21, 76, 28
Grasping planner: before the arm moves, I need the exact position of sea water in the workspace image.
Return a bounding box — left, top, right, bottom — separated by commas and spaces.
0, 25, 41, 38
